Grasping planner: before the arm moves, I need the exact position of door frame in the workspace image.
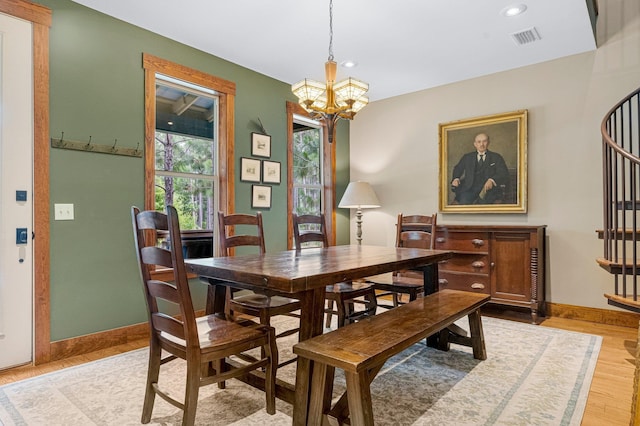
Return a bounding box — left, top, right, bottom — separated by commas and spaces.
0, 0, 52, 365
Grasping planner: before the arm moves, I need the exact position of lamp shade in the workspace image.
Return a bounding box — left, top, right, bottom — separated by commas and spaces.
338, 181, 381, 209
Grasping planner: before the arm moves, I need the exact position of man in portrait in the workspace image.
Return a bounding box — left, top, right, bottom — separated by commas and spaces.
450, 133, 509, 204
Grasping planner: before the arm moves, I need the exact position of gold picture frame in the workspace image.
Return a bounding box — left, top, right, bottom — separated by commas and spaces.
439, 110, 527, 213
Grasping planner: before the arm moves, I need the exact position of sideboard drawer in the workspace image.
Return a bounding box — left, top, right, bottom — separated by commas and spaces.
438, 272, 490, 294
435, 231, 490, 253
438, 253, 489, 274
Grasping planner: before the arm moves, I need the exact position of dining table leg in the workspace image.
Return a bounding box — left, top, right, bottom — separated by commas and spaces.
293, 286, 327, 426
422, 263, 468, 344
423, 263, 441, 347
204, 279, 227, 315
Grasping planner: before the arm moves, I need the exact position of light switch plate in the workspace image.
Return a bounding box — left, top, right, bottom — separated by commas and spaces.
54, 203, 74, 220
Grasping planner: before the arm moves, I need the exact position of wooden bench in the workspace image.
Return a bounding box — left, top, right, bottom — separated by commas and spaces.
292, 289, 490, 426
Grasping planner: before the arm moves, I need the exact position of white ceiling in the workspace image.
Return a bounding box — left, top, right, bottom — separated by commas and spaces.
71, 0, 597, 102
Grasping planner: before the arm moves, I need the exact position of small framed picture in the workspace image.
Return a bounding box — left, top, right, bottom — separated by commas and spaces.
262, 160, 281, 184
251, 132, 271, 158
252, 185, 272, 209
240, 157, 261, 182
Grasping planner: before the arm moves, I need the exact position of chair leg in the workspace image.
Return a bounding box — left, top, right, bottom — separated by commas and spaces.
325, 299, 334, 327
392, 293, 399, 307
336, 297, 347, 328
365, 291, 377, 316
142, 338, 161, 424
214, 359, 226, 389
264, 330, 278, 415
259, 309, 271, 362
182, 358, 202, 426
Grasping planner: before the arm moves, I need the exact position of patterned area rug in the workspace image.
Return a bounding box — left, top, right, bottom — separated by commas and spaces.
0, 316, 601, 425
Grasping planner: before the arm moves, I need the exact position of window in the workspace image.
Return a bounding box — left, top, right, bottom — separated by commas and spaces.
143, 54, 235, 264
292, 115, 323, 216
286, 101, 335, 248
154, 76, 218, 231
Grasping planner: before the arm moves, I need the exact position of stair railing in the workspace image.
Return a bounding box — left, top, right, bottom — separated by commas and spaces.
601, 86, 640, 305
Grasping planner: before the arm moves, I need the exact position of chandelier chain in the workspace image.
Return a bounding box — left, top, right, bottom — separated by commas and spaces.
328, 0, 334, 61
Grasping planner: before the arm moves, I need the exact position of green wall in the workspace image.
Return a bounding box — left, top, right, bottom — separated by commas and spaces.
37, 0, 350, 341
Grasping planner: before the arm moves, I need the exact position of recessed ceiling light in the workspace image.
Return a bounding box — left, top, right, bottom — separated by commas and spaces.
501, 4, 527, 17
341, 60, 357, 68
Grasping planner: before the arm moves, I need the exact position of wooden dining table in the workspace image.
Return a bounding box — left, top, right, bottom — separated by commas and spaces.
184, 244, 452, 425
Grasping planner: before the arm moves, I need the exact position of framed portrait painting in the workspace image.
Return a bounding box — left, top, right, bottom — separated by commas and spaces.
251, 132, 271, 158
251, 185, 272, 209
439, 110, 527, 213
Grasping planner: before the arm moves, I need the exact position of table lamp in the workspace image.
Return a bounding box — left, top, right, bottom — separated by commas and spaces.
338, 181, 381, 245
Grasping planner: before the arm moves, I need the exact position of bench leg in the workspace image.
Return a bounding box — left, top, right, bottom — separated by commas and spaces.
468, 309, 487, 360
345, 369, 374, 426
307, 362, 329, 426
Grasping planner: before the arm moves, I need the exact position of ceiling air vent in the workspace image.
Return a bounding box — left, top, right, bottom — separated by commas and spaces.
510, 27, 542, 45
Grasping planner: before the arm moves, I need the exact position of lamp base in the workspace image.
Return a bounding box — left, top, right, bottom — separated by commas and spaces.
355, 208, 363, 246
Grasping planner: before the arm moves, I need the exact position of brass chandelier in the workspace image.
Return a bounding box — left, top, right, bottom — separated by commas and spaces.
291, 0, 369, 143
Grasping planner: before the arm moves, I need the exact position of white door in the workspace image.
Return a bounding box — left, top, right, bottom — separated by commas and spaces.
0, 12, 34, 370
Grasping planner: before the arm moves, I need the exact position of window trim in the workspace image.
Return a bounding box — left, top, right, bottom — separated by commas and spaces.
143, 54, 235, 270
286, 101, 335, 248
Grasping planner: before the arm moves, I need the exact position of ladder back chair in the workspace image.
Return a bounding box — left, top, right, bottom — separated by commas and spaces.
218, 211, 301, 367
292, 213, 378, 328
368, 213, 437, 308
131, 205, 277, 426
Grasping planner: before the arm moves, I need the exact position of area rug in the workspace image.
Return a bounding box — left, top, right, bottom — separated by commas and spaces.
0, 316, 601, 425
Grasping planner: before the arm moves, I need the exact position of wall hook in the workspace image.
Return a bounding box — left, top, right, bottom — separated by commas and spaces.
111, 138, 118, 152
85, 136, 94, 151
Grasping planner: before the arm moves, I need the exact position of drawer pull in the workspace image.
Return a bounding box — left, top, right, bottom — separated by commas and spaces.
471, 239, 485, 247
438, 279, 448, 286
471, 261, 485, 268
470, 283, 485, 290
436, 237, 445, 243
439, 259, 448, 264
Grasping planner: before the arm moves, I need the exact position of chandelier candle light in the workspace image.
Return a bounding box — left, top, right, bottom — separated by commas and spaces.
338, 181, 381, 246
291, 0, 369, 143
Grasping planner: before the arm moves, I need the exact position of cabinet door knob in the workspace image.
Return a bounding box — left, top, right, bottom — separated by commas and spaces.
438, 279, 448, 286
491, 262, 495, 268
471, 283, 485, 290
436, 237, 445, 243
471, 260, 485, 268
471, 239, 485, 247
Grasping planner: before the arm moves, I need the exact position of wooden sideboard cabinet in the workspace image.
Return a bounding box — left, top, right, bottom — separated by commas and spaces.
434, 225, 546, 323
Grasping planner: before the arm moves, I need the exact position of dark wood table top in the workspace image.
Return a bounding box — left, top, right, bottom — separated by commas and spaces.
185, 244, 453, 293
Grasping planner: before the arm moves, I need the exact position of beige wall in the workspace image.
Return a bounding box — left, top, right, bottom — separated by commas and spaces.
347, 0, 640, 310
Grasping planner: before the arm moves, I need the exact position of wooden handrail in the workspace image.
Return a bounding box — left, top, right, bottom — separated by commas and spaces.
600, 86, 640, 310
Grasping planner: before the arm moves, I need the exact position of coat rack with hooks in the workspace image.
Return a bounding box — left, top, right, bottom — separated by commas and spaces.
50, 132, 142, 158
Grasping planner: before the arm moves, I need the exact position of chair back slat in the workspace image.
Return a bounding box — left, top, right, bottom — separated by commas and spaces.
396, 213, 437, 249
147, 280, 181, 305
132, 206, 198, 349
218, 211, 266, 256
141, 246, 173, 269
151, 313, 186, 340
292, 213, 328, 249
398, 230, 432, 249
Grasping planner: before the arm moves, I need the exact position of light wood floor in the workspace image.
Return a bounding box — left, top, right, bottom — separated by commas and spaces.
0, 314, 636, 425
